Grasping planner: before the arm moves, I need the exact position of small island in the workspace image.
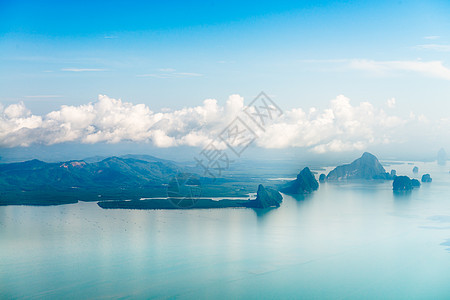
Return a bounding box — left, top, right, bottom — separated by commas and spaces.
98, 184, 283, 210
327, 152, 392, 180
280, 167, 319, 194
319, 174, 326, 182
421, 174, 432, 183
393, 176, 420, 191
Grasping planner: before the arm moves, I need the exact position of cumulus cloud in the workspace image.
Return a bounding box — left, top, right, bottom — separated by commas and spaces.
0, 95, 243, 148
387, 97, 396, 108
0, 94, 437, 153
256, 95, 406, 152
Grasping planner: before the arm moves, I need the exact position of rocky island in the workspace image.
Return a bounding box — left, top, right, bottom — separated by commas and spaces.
327, 152, 392, 180
393, 176, 420, 191
319, 174, 326, 182
411, 179, 421, 187
254, 184, 283, 208
98, 184, 283, 210
421, 174, 432, 183
280, 167, 319, 194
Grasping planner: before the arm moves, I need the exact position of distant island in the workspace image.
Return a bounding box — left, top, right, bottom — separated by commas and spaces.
280, 167, 319, 194
0, 155, 182, 205
422, 174, 432, 183
0, 154, 287, 207
0, 151, 435, 207
0, 155, 258, 206
393, 176, 421, 191
320, 152, 432, 191
326, 152, 393, 180
98, 184, 282, 210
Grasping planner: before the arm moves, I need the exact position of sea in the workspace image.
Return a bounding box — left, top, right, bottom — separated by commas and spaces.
1, 161, 450, 299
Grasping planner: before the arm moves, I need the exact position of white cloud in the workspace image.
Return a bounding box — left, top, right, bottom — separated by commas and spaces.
158, 68, 176, 72
1, 94, 432, 153
0, 95, 243, 148
298, 59, 450, 80
312, 140, 366, 154
174, 72, 203, 77
4, 102, 30, 119
415, 44, 450, 52
255, 95, 408, 152
387, 97, 396, 108
137, 69, 203, 78
24, 95, 63, 98
297, 59, 348, 64
424, 35, 440, 40
61, 68, 106, 72
136, 74, 171, 78
349, 59, 450, 80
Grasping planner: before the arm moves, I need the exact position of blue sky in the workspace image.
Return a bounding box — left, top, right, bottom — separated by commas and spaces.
1, 0, 450, 155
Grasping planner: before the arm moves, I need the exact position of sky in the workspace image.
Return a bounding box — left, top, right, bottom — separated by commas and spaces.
1, 0, 450, 160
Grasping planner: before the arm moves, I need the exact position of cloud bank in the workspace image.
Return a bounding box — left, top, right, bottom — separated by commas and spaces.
0, 94, 440, 153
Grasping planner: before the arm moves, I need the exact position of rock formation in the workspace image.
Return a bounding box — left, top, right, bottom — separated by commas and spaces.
255, 184, 283, 208
393, 176, 413, 191
413, 166, 419, 173
421, 174, 432, 183
327, 152, 392, 180
393, 176, 421, 191
280, 167, 319, 194
319, 174, 326, 182
411, 179, 421, 187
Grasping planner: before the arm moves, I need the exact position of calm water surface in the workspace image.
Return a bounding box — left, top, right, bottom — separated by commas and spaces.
1, 161, 450, 299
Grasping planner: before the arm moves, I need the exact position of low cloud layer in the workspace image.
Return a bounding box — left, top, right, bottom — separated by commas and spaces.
0, 94, 443, 153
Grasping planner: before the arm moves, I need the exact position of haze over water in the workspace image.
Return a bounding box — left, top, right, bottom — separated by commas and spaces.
1, 161, 450, 299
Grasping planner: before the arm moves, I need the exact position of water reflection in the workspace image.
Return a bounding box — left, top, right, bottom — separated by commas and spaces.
253, 207, 277, 220
288, 193, 312, 201
440, 239, 450, 252
393, 190, 412, 200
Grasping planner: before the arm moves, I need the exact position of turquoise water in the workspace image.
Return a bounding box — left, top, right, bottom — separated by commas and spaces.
1, 161, 450, 299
